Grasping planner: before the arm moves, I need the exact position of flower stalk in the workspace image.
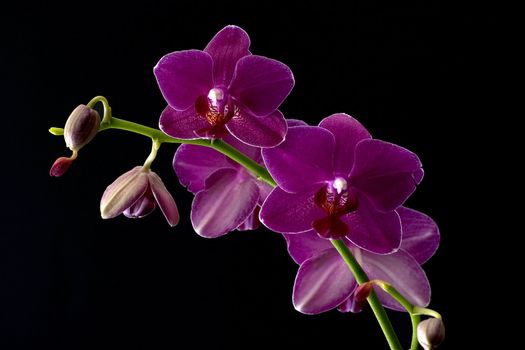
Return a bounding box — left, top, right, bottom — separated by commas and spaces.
49, 97, 429, 350
331, 240, 404, 350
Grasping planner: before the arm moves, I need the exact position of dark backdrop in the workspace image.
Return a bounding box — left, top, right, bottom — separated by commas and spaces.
1, 2, 477, 349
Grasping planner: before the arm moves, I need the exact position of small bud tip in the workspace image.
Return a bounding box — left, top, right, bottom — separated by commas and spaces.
50, 156, 75, 177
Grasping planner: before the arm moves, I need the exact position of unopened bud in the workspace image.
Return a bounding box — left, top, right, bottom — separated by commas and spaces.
64, 104, 100, 151
50, 156, 75, 177
100, 167, 179, 226
417, 318, 445, 350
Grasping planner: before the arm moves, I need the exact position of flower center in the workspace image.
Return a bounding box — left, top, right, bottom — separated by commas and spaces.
195, 87, 237, 129
315, 177, 358, 216
312, 177, 359, 239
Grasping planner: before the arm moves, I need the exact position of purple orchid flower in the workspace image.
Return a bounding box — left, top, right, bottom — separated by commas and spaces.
154, 25, 294, 147
285, 207, 439, 315
100, 166, 179, 226
260, 113, 424, 254
174, 135, 272, 238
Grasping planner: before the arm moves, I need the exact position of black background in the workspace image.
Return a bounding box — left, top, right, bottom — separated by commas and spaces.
1, 1, 479, 349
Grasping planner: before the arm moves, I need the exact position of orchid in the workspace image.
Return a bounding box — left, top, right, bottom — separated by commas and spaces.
155, 25, 294, 147
284, 207, 439, 314
260, 113, 424, 254
49, 25, 445, 350
174, 135, 271, 237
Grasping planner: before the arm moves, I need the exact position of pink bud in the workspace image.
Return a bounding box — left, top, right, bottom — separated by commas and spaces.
49, 156, 75, 177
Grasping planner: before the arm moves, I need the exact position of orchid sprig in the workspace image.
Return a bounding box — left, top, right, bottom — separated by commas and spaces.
49, 97, 440, 349
49, 25, 444, 350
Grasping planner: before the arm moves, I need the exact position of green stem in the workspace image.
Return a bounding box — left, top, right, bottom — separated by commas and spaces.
412, 306, 442, 320
372, 280, 427, 350
331, 240, 403, 350
87, 96, 112, 124
143, 139, 161, 170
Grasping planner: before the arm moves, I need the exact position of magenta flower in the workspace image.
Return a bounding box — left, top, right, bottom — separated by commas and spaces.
100, 166, 179, 226
174, 135, 271, 238
285, 207, 439, 315
260, 113, 424, 254
154, 25, 294, 147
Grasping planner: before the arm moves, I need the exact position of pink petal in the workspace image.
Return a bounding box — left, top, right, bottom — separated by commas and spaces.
154, 50, 214, 111
226, 109, 287, 148
283, 230, 333, 265
100, 167, 149, 219
341, 197, 402, 254
398, 207, 440, 264
259, 186, 325, 234
318, 113, 371, 176
293, 249, 357, 314
261, 126, 335, 192
174, 144, 234, 193
229, 55, 294, 117
350, 139, 424, 212
148, 171, 180, 227
204, 25, 251, 86
361, 249, 431, 311
159, 105, 211, 140
191, 169, 259, 238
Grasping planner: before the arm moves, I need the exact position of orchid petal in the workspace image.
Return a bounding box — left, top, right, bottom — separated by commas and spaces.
350, 139, 424, 212
319, 113, 371, 176
230, 55, 294, 117
204, 25, 251, 86
342, 197, 402, 254
227, 109, 287, 148
293, 249, 357, 314
154, 50, 214, 111
398, 207, 440, 264
262, 126, 335, 192
260, 186, 325, 234
159, 105, 211, 140
191, 169, 259, 238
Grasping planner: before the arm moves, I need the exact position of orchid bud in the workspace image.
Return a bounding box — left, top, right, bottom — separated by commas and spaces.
417, 318, 445, 350
64, 104, 100, 151
49, 156, 75, 177
100, 167, 179, 226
